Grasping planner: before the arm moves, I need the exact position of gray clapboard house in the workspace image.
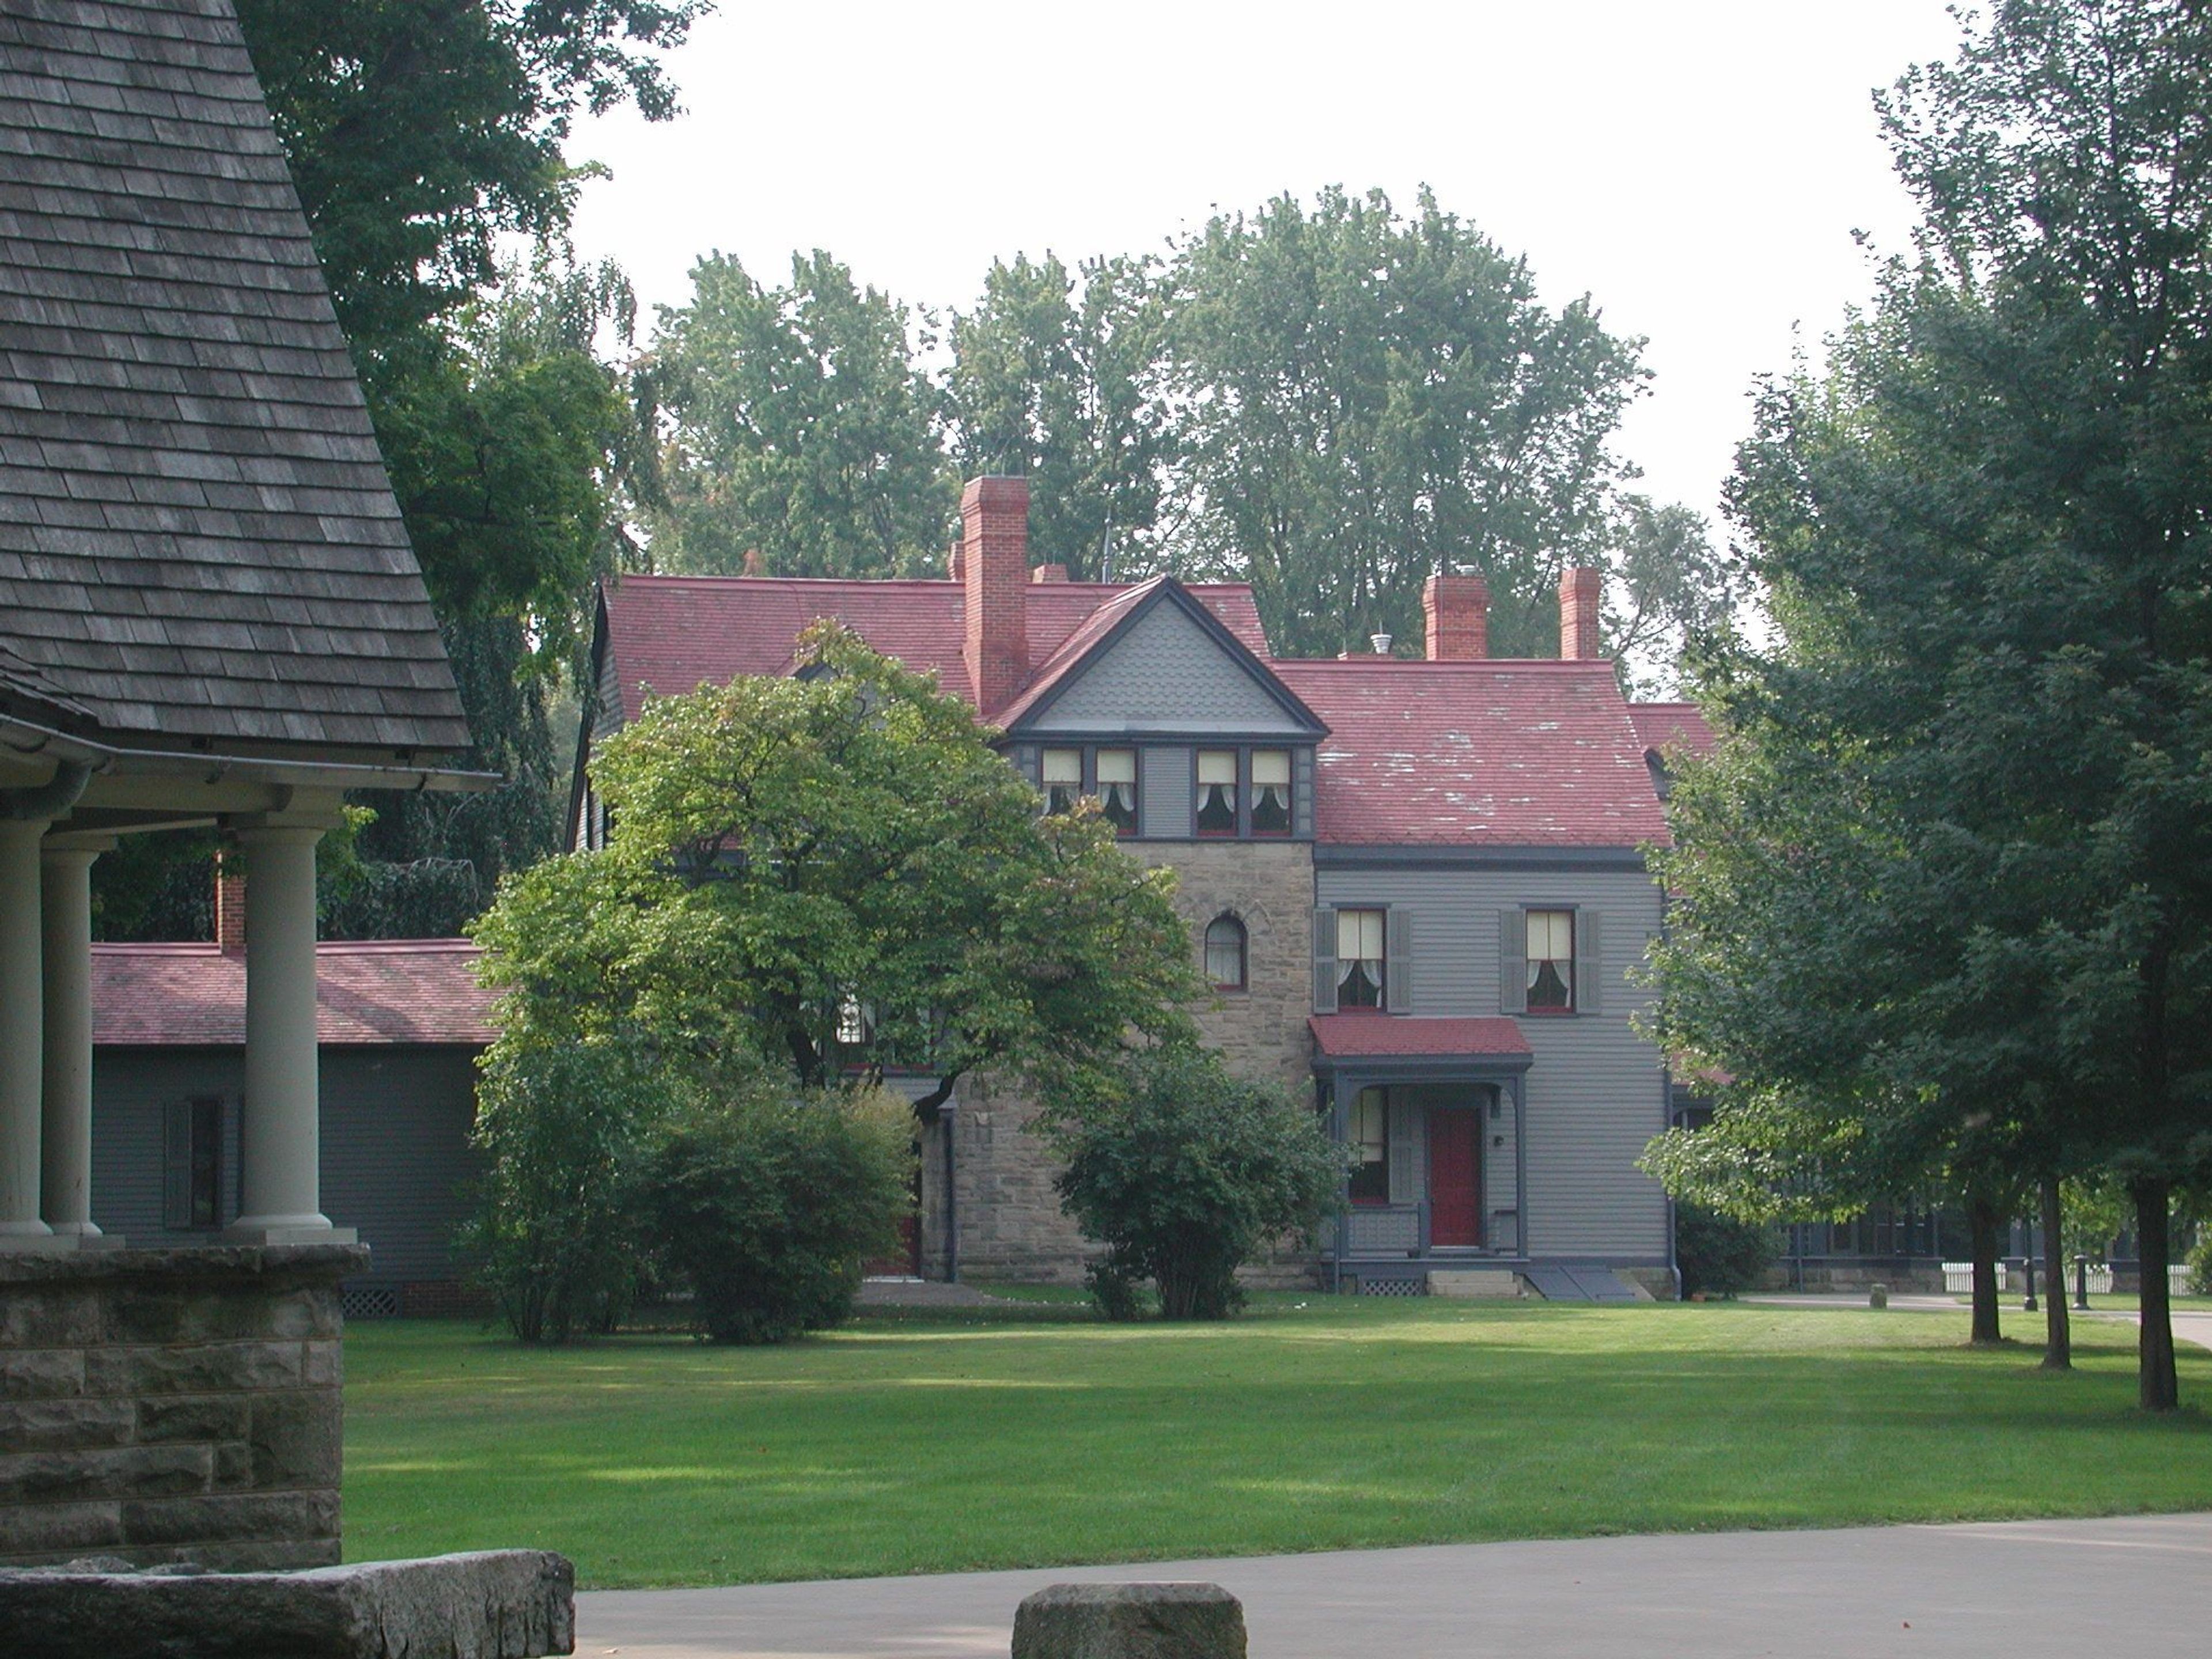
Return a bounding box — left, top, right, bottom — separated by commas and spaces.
0, 0, 482, 1568
576, 477, 1688, 1298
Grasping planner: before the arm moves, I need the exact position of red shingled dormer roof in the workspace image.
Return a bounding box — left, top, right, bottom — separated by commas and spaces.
92, 940, 492, 1048
1275, 658, 1669, 847
599, 574, 1271, 724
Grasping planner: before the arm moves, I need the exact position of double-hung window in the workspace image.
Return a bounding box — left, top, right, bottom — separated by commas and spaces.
1205, 914, 1248, 990
1041, 748, 1083, 816
1196, 750, 1238, 835
1349, 1086, 1389, 1203
1525, 908, 1574, 1012
1250, 749, 1292, 835
1095, 748, 1138, 834
1337, 907, 1385, 1009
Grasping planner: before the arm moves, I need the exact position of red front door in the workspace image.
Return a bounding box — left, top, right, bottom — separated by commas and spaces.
1429, 1107, 1482, 1247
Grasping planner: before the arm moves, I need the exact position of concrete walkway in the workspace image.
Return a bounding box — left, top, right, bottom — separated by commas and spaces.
576, 1513, 2212, 1658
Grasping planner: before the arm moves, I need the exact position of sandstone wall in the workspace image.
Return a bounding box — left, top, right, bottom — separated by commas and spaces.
919, 839, 1317, 1283
0, 1244, 361, 1570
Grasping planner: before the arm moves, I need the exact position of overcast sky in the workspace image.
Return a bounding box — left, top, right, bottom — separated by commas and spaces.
564, 0, 1966, 535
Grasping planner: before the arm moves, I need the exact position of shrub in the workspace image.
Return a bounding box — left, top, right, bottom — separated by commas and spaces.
465, 1038, 672, 1343
1675, 1201, 1778, 1298
644, 1080, 911, 1343
2188, 1230, 2212, 1298
1050, 1047, 1342, 1320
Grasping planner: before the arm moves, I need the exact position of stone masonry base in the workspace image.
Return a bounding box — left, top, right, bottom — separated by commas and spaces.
0, 1243, 363, 1570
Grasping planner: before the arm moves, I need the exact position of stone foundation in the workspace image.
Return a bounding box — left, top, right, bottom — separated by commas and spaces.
0, 1243, 363, 1569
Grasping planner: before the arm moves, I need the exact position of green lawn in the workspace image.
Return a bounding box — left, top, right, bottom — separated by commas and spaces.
342, 1297, 2212, 1589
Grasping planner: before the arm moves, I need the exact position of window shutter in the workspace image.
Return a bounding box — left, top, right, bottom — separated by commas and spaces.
1499, 909, 1527, 1015
162, 1100, 192, 1230
1388, 1094, 1418, 1206
1575, 910, 1603, 1015
1312, 907, 1338, 1014
1385, 908, 1414, 1014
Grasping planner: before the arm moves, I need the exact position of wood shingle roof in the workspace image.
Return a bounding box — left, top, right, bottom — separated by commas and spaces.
0, 0, 469, 756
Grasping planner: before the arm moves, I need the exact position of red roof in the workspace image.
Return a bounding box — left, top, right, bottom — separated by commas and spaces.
92, 941, 493, 1048
601, 574, 1271, 722
1309, 1014, 1532, 1059
1274, 659, 1670, 847
1629, 701, 1714, 759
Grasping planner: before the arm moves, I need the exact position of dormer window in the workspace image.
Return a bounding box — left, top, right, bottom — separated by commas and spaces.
1096, 748, 1138, 835
1043, 748, 1082, 815
1251, 749, 1291, 835
1196, 750, 1238, 835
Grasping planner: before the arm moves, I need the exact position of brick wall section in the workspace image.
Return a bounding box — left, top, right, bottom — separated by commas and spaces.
962, 476, 1030, 717
1559, 567, 1603, 660
1423, 574, 1489, 661
0, 1244, 361, 1570
925, 839, 1320, 1283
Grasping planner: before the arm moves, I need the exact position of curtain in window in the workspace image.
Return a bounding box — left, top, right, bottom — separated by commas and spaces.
1251, 749, 1291, 834
1336, 908, 1384, 1006
1096, 748, 1138, 832
1196, 750, 1237, 835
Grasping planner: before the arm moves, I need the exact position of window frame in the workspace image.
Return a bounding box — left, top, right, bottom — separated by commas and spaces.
1093, 746, 1139, 836
1195, 748, 1240, 838
1524, 907, 1574, 1014
1249, 748, 1293, 837
1336, 906, 1386, 1009
1348, 1086, 1390, 1205
1041, 747, 1084, 817
1203, 912, 1248, 991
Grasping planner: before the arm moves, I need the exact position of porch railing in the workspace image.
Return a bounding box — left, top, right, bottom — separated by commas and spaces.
1324, 1203, 1428, 1258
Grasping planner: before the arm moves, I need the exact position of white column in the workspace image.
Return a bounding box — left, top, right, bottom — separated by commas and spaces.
41, 842, 111, 1243
228, 824, 351, 1243
0, 817, 55, 1244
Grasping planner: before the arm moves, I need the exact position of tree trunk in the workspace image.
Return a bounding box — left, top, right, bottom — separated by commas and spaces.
2040, 1176, 2069, 1370
2132, 1176, 2178, 1412
1969, 1192, 2002, 1344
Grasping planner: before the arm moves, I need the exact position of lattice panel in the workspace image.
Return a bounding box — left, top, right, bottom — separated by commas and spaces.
342, 1286, 402, 1320
1357, 1277, 1426, 1297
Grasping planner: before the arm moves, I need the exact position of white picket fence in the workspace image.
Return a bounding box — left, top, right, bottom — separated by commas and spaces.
1941, 1262, 2185, 1295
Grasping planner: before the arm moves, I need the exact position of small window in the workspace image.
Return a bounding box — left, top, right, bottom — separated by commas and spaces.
1337, 907, 1385, 1009
835, 996, 872, 1047
1527, 908, 1574, 1012
1042, 748, 1082, 815
1196, 750, 1238, 836
1349, 1086, 1389, 1203
1096, 748, 1138, 835
1205, 914, 1248, 990
1251, 749, 1292, 835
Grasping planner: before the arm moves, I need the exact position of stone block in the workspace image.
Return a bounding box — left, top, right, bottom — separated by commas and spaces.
0, 1445, 211, 1505
1013, 1583, 1247, 1659
302, 1337, 342, 1388
135, 1394, 251, 1445
1427, 1270, 1523, 1299
0, 1286, 99, 1348
248, 1389, 342, 1489
211, 1441, 253, 1491
0, 1548, 575, 1658
0, 1500, 120, 1557
100, 1284, 336, 1345
85, 1340, 304, 1398
0, 1397, 135, 1452
122, 1489, 336, 1548
0, 1349, 85, 1400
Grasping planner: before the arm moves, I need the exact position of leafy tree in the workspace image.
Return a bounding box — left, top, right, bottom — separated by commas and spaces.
946, 252, 1175, 580
222, 3, 694, 936
1658, 0, 2212, 1409
1047, 1047, 1342, 1320
1165, 185, 1726, 662
647, 252, 955, 576
472, 622, 1200, 1113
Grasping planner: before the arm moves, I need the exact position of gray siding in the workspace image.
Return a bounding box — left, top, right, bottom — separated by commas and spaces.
1315, 865, 1669, 1261
1028, 603, 1309, 734
1141, 746, 1192, 838
92, 1047, 482, 1282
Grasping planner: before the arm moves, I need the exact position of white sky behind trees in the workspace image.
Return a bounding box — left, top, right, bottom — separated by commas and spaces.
564, 0, 1964, 536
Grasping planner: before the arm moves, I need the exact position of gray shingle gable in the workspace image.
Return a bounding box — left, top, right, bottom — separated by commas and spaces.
0, 0, 469, 755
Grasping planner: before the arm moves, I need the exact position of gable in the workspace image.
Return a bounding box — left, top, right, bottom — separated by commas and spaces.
1022, 599, 1312, 736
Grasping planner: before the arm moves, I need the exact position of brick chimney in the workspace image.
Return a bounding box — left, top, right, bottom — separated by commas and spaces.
1031, 564, 1069, 584
214, 850, 245, 954
1559, 566, 1603, 660
962, 475, 1030, 715
1423, 574, 1489, 660
946, 534, 964, 582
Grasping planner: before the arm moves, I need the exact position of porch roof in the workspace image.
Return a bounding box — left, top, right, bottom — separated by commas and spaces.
1308, 1013, 1531, 1060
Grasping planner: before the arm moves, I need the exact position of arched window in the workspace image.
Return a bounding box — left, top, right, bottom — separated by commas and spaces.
1205, 914, 1248, 991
